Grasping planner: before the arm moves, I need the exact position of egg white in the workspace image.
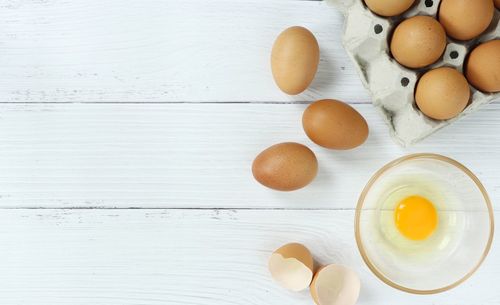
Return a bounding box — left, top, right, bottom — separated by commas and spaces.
375, 173, 466, 268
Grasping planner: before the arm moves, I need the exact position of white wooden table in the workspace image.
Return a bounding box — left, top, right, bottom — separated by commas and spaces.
0, 1, 498, 304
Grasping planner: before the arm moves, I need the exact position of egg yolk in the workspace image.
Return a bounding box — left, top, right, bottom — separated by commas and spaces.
394, 195, 438, 241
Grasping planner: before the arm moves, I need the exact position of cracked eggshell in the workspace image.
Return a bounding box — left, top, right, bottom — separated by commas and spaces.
268, 243, 314, 291
310, 264, 361, 305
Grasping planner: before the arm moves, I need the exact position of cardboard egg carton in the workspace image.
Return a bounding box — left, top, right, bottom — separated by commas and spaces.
327, 0, 500, 146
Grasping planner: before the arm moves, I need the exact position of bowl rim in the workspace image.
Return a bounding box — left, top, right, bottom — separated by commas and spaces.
355, 153, 494, 294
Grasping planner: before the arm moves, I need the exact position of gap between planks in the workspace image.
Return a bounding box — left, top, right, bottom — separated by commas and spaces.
0, 100, 498, 104
1, 103, 499, 209
0, 207, 356, 210
0, 101, 373, 104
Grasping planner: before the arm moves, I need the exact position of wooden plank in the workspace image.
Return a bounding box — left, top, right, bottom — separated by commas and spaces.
0, 209, 497, 305
0, 103, 499, 209
0, 0, 369, 103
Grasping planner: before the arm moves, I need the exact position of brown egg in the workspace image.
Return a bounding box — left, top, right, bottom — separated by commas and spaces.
310, 265, 361, 305
268, 243, 314, 291
466, 40, 500, 93
364, 0, 415, 17
415, 67, 470, 120
252, 142, 318, 191
271, 26, 320, 95
302, 99, 369, 150
439, 0, 494, 41
495, 0, 500, 9
390, 16, 446, 69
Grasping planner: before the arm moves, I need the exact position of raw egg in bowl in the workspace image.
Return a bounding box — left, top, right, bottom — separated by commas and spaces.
355, 154, 493, 294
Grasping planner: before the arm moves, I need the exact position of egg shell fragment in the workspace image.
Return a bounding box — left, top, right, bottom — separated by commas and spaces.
271, 26, 320, 95
310, 264, 361, 305
466, 40, 500, 93
268, 243, 314, 291
439, 0, 494, 41
302, 99, 369, 150
252, 142, 318, 191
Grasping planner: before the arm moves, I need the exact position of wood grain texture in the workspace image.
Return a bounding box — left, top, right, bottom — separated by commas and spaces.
2, 1, 499, 305
0, 209, 497, 305
0, 103, 499, 209
0, 0, 370, 103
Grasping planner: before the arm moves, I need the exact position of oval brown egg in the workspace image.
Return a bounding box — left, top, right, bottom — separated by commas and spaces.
390, 16, 446, 69
439, 0, 494, 41
271, 26, 320, 95
466, 40, 500, 93
415, 67, 470, 120
252, 142, 318, 191
364, 0, 415, 17
268, 243, 314, 292
302, 99, 369, 150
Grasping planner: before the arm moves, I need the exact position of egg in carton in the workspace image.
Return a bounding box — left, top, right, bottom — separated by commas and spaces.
327, 0, 500, 146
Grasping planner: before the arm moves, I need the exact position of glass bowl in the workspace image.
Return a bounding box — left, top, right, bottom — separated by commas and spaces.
355, 153, 494, 294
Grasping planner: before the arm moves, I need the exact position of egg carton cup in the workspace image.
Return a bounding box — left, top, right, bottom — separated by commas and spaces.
327, 0, 500, 146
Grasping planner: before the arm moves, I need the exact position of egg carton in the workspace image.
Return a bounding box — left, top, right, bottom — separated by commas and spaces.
327, 0, 500, 146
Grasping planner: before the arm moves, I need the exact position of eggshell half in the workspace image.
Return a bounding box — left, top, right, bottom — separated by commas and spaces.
310, 265, 361, 305
268, 243, 314, 291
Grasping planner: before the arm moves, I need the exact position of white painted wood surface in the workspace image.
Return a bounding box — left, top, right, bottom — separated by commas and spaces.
0, 0, 499, 304
0, 103, 499, 209
0, 0, 369, 103
0, 209, 498, 305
